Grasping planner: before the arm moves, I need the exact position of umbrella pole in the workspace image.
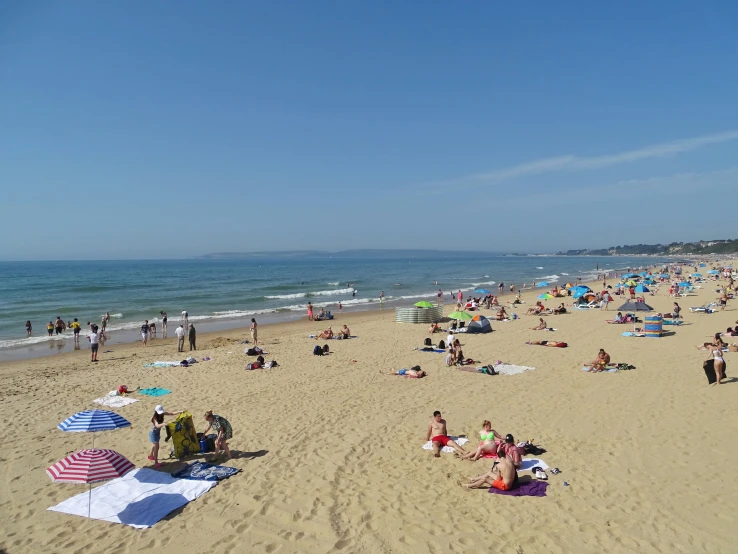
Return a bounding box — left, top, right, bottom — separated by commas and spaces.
88, 484, 92, 519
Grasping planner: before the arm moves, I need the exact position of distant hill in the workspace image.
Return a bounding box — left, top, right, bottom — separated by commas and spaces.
557, 239, 738, 256
194, 249, 507, 260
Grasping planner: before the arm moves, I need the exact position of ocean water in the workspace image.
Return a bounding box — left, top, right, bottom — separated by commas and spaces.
0, 255, 672, 358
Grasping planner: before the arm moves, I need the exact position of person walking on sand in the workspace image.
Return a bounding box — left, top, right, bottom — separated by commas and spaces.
140, 320, 150, 347
710, 341, 726, 385
307, 302, 314, 321
148, 405, 183, 467
188, 324, 196, 351
175, 324, 186, 352
426, 411, 467, 457
25, 320, 32, 336
250, 318, 258, 346
201, 411, 233, 460
87, 326, 100, 362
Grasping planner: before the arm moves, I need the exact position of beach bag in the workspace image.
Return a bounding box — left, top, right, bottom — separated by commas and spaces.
729, 345, 738, 353
165, 412, 198, 458
246, 348, 258, 356
424, 338, 432, 346
264, 360, 278, 368
322, 344, 330, 355
313, 345, 323, 356
437, 340, 446, 350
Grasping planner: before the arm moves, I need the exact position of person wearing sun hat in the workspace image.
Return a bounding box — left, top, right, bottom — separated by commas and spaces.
148, 405, 183, 467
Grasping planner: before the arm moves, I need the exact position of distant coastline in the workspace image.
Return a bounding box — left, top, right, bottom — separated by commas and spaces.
556, 238, 738, 257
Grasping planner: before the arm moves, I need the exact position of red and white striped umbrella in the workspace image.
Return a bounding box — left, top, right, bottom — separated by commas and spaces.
47, 448, 135, 484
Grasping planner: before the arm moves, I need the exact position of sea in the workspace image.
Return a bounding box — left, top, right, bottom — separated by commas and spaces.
0, 255, 676, 360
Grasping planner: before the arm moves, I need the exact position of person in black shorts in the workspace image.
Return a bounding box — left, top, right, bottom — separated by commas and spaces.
160, 311, 168, 336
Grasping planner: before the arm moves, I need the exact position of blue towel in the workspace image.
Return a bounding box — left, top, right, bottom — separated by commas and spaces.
139, 387, 171, 397
172, 462, 240, 481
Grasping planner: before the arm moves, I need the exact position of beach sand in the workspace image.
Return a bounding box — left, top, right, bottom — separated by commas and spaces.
2, 263, 738, 553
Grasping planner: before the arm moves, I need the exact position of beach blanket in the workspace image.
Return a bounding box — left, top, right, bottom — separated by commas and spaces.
421, 436, 469, 453
519, 458, 549, 472
418, 348, 446, 353
488, 480, 548, 497
581, 366, 618, 373
621, 332, 646, 337
93, 394, 138, 408
144, 361, 182, 368
171, 462, 240, 482
47, 468, 215, 528
494, 364, 535, 376
139, 387, 171, 397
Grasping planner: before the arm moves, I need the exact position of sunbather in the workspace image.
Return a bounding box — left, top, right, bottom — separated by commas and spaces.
495, 307, 508, 321
463, 447, 518, 490
553, 303, 567, 314
340, 325, 351, 338
586, 348, 611, 372
526, 340, 568, 347
459, 420, 503, 461
531, 318, 548, 330
385, 368, 426, 378
427, 411, 467, 457
318, 327, 334, 340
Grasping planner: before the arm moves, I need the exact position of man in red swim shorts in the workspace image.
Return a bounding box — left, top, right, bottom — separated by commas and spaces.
426, 411, 467, 457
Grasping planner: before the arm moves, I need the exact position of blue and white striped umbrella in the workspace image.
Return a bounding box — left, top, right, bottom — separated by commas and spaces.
58, 410, 131, 433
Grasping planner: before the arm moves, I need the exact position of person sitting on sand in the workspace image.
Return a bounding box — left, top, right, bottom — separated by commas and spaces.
553, 303, 567, 314
614, 312, 624, 323
526, 302, 544, 316
495, 307, 508, 321
201, 410, 233, 460
429, 322, 439, 334
463, 446, 518, 490
526, 340, 568, 347
340, 325, 351, 339
498, 433, 523, 468
532, 318, 548, 330
459, 420, 503, 461
586, 348, 611, 372
385, 368, 426, 378
426, 411, 467, 457
491, 296, 499, 307
318, 327, 333, 340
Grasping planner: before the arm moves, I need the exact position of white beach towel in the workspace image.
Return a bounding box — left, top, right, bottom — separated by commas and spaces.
494, 364, 536, 376
422, 436, 469, 453
93, 394, 138, 408
48, 468, 215, 528
519, 458, 549, 472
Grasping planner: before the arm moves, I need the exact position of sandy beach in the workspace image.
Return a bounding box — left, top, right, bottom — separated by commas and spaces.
2, 262, 738, 554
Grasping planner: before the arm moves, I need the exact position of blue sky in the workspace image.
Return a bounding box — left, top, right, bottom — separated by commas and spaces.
1, 1, 737, 260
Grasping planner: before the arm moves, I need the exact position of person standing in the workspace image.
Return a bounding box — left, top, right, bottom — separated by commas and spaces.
379, 291, 385, 305
250, 318, 258, 346
181, 310, 189, 329
87, 326, 99, 362
437, 289, 443, 305
160, 311, 168, 336
175, 324, 186, 352
46, 321, 54, 336
338, 302, 343, 313
672, 302, 681, 320
25, 320, 32, 336
188, 324, 196, 351
54, 316, 65, 335
457, 290, 462, 303
148, 405, 183, 467
307, 302, 314, 321
71, 318, 81, 345
141, 320, 150, 347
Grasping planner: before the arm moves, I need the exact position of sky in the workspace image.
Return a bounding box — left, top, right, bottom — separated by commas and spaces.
1, 1, 737, 260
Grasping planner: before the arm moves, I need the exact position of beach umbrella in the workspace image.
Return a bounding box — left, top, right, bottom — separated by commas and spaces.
58, 410, 131, 448
638, 271, 648, 277
536, 281, 549, 287
678, 281, 691, 287
564, 282, 575, 289
659, 273, 670, 278
634, 284, 649, 293
47, 448, 135, 518
614, 283, 624, 288
617, 301, 653, 311
699, 263, 706, 267
537, 293, 553, 300
708, 270, 719, 275
691, 273, 702, 277
448, 311, 473, 321
414, 301, 435, 308
622, 273, 638, 278
474, 288, 490, 294
624, 280, 637, 287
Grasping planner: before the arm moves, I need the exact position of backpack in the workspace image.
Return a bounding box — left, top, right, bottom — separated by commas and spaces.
322, 344, 330, 354
313, 345, 323, 356
246, 348, 258, 356
437, 340, 446, 350
424, 338, 432, 347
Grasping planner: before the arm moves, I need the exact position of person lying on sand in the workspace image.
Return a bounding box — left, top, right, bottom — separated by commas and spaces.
459, 420, 503, 461
532, 318, 548, 330
463, 447, 518, 490
384, 368, 425, 378
526, 340, 568, 347
318, 327, 333, 340
586, 348, 611, 372
427, 411, 467, 457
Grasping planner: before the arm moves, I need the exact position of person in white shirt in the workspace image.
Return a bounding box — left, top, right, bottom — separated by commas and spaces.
181, 310, 189, 328
175, 324, 186, 352
88, 330, 99, 362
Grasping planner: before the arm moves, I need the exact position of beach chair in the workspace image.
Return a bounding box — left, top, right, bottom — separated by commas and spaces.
575, 301, 598, 310
689, 303, 717, 313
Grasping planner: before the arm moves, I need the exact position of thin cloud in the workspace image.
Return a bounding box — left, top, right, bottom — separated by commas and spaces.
439, 130, 738, 187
